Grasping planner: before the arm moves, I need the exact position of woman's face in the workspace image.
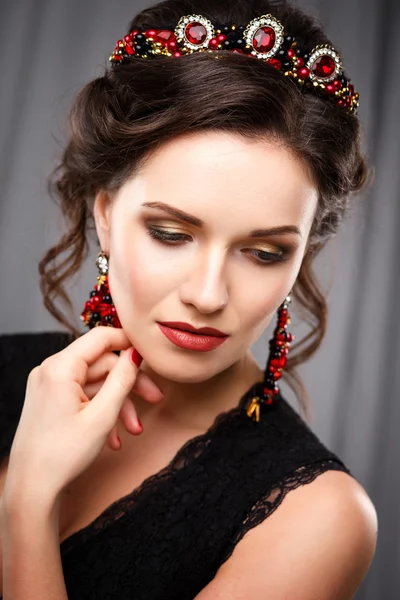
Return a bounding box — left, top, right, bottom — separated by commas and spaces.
94, 131, 318, 386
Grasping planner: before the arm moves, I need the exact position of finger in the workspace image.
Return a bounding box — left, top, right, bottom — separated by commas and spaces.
86, 352, 118, 382
107, 424, 121, 451
119, 397, 142, 434
84, 370, 163, 405
47, 327, 132, 387
85, 346, 142, 429
107, 396, 142, 450
132, 371, 164, 402
86, 354, 164, 403
82, 381, 103, 399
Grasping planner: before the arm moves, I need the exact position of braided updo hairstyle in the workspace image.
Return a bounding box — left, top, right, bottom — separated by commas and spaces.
39, 0, 371, 420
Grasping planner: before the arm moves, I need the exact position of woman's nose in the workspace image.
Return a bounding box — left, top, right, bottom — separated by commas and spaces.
179, 248, 229, 313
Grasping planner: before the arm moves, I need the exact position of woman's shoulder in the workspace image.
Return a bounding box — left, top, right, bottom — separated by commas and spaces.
0, 330, 74, 463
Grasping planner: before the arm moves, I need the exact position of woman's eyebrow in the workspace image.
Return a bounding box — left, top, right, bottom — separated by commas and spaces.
141, 201, 302, 238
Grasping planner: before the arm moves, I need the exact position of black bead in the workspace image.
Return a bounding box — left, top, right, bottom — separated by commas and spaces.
222, 25, 231, 33
105, 315, 113, 323
236, 38, 245, 47
283, 61, 291, 70
222, 40, 231, 49
91, 312, 101, 322
103, 294, 112, 304
302, 52, 309, 62
237, 25, 245, 32
283, 35, 294, 47
277, 48, 286, 59
90, 290, 97, 298
134, 44, 143, 52
135, 33, 145, 41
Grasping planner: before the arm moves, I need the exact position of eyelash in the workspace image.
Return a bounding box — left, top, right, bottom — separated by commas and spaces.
145, 225, 289, 266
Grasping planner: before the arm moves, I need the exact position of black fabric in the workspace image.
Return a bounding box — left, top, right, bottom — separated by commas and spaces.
0, 332, 353, 600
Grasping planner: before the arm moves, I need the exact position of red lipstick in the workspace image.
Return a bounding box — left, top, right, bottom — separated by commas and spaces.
157, 321, 228, 337
156, 322, 229, 352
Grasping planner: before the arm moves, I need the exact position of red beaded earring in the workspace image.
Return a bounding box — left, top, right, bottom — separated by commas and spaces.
80, 251, 121, 329
246, 294, 294, 422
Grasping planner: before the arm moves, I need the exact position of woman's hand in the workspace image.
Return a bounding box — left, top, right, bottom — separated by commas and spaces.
82, 340, 163, 451
3, 326, 163, 506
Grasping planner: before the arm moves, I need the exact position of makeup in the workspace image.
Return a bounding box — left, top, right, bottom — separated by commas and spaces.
157, 323, 228, 352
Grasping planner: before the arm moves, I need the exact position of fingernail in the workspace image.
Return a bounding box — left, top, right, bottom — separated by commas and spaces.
137, 418, 143, 430
130, 348, 143, 367
117, 436, 121, 446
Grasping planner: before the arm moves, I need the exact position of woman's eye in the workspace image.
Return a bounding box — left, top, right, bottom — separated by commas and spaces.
146, 226, 191, 243
146, 226, 288, 266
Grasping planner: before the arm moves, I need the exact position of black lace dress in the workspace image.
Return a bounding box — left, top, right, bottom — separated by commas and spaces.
0, 332, 353, 600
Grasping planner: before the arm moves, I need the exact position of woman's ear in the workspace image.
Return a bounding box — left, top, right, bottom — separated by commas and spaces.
93, 190, 113, 251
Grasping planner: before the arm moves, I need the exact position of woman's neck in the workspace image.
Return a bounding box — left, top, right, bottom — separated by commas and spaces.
132, 352, 264, 431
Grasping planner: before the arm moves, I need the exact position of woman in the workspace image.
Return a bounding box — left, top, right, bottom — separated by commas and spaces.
0, 0, 378, 598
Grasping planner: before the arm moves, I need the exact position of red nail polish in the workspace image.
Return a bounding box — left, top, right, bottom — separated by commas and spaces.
131, 348, 143, 367
137, 418, 143, 430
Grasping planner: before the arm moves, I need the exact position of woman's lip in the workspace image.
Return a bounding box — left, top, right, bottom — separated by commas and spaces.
157, 324, 228, 352
157, 321, 228, 337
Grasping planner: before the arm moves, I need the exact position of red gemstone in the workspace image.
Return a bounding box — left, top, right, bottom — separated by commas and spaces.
312, 55, 336, 78
145, 29, 157, 38
84, 301, 93, 312
217, 34, 227, 43
266, 397, 273, 405
325, 84, 335, 95
253, 26, 276, 53
209, 37, 218, 48
186, 22, 207, 45
267, 57, 282, 70
287, 48, 295, 59
296, 57, 304, 67
124, 44, 135, 55
273, 372, 282, 380
167, 40, 177, 51
155, 30, 175, 45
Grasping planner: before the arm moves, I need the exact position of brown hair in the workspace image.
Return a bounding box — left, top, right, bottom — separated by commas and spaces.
39, 0, 371, 421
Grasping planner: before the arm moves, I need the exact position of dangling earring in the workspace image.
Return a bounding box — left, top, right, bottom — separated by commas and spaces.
246, 294, 294, 422
80, 251, 122, 329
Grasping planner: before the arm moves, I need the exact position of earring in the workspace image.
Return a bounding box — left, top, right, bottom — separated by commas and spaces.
246, 294, 294, 422
80, 251, 122, 329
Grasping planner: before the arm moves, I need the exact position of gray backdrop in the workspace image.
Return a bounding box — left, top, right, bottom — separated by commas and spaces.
1, 0, 399, 597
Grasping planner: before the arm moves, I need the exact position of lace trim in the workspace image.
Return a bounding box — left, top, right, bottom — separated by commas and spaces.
218, 457, 351, 567
60, 379, 267, 556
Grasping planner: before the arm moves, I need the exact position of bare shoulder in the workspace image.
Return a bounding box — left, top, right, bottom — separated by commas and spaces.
195, 469, 378, 600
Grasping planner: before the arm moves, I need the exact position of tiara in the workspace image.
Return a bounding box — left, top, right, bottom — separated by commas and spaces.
109, 13, 359, 115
